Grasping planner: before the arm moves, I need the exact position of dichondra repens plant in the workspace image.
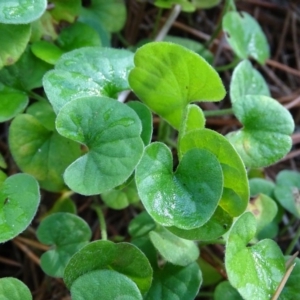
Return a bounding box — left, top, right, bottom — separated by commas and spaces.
0, 0, 299, 299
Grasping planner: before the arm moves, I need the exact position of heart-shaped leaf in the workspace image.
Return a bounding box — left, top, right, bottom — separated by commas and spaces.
0, 0, 46, 24
71, 270, 143, 300
37, 212, 92, 277
0, 278, 32, 300
227, 95, 294, 168
145, 262, 202, 300
223, 11, 269, 64
0, 174, 40, 243
43, 47, 134, 114
214, 281, 243, 300
64, 240, 153, 295
129, 42, 225, 129
179, 129, 249, 217
225, 212, 285, 299
136, 142, 223, 230
56, 96, 144, 195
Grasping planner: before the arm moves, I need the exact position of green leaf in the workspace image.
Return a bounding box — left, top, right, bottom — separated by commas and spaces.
64, 240, 153, 295
128, 211, 156, 238
225, 212, 285, 300
0, 0, 46, 24
0, 153, 7, 169
43, 47, 134, 114
31, 41, 64, 65
37, 212, 91, 277
230, 60, 270, 103
223, 11, 269, 64
43, 197, 76, 217
56, 96, 143, 195
198, 258, 222, 287
145, 262, 202, 300
49, 0, 81, 23
179, 129, 249, 217
0, 277, 32, 300
9, 104, 81, 192
0, 171, 7, 189
149, 226, 199, 266
71, 270, 143, 300
0, 174, 40, 243
214, 281, 243, 300
227, 95, 294, 168
154, 0, 195, 12
249, 178, 275, 198
0, 24, 31, 69
0, 83, 28, 122
274, 170, 300, 218
129, 42, 226, 129
192, 0, 221, 9
136, 142, 223, 229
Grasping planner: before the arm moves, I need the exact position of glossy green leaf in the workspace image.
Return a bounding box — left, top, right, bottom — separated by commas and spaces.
274, 170, 300, 218
180, 129, 249, 217
43, 47, 134, 114
0, 24, 30, 69
230, 60, 270, 103
154, 0, 195, 12
9, 105, 81, 192
227, 95, 294, 168
136, 142, 223, 229
56, 96, 143, 195
0, 83, 28, 122
192, 0, 221, 9
0, 0, 46, 24
64, 240, 153, 295
31, 41, 64, 65
129, 42, 226, 129
214, 281, 243, 300
167, 206, 232, 241
128, 211, 156, 238
223, 11, 269, 64
37, 213, 91, 277
0, 174, 40, 243
0, 278, 32, 300
149, 226, 199, 266
249, 178, 275, 197
49, 0, 81, 23
225, 212, 285, 300
145, 262, 202, 300
71, 269, 143, 300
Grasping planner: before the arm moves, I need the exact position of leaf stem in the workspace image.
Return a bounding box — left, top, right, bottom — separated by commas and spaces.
285, 224, 300, 255
152, 8, 163, 39
92, 204, 107, 241
215, 56, 241, 72
28, 91, 48, 102
204, 108, 234, 117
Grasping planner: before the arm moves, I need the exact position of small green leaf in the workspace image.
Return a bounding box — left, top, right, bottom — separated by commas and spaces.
44, 197, 76, 217
0, 83, 28, 122
249, 178, 275, 198
0, 0, 46, 24
43, 47, 134, 114
225, 212, 285, 300
223, 11, 269, 64
128, 211, 156, 238
0, 277, 32, 300
136, 142, 223, 229
230, 60, 270, 103
56, 96, 144, 195
198, 258, 222, 287
31, 41, 64, 65
149, 226, 199, 266
0, 171, 7, 188
0, 174, 40, 243
0, 24, 31, 69
214, 281, 243, 300
64, 240, 153, 295
227, 95, 294, 168
37, 212, 91, 277
154, 0, 195, 12
49, 0, 81, 23
71, 270, 143, 300
129, 42, 225, 129
192, 0, 221, 9
274, 170, 300, 218
145, 262, 202, 300
0, 153, 7, 169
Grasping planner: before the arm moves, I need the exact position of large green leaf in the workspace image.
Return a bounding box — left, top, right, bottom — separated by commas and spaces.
64, 240, 153, 295
223, 11, 269, 64
129, 42, 225, 129
56, 96, 144, 195
0, 174, 40, 243
0, 0, 46, 24
0, 278, 32, 300
227, 95, 294, 168
37, 213, 92, 277
225, 212, 285, 300
135, 142, 223, 229
43, 47, 134, 114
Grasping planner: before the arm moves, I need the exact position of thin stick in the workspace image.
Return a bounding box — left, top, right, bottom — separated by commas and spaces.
13, 239, 40, 266
92, 205, 108, 241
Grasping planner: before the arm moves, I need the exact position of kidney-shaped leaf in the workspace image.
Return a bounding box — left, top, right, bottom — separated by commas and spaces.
37, 212, 92, 278
0, 277, 32, 300
0, 174, 40, 243
43, 47, 134, 114
129, 42, 225, 129
135, 142, 223, 230
225, 212, 285, 300
223, 11, 269, 64
227, 95, 294, 168
56, 96, 143, 195
64, 240, 153, 295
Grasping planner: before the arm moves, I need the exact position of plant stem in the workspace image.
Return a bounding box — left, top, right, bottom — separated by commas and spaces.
285, 224, 300, 255
215, 56, 241, 72
152, 8, 163, 39
198, 292, 214, 297
92, 205, 107, 240
199, 239, 226, 246
116, 32, 131, 47
204, 108, 234, 117
28, 91, 48, 102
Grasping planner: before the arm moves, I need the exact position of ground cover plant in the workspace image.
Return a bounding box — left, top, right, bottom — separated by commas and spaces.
0, 0, 300, 299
